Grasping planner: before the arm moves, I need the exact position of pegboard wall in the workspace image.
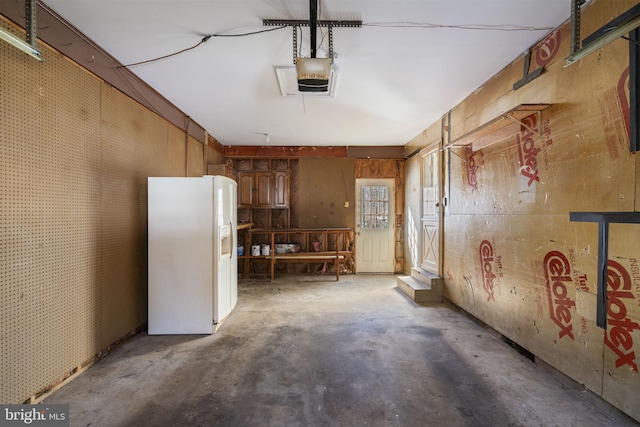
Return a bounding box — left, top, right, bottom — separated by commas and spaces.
1, 18, 193, 403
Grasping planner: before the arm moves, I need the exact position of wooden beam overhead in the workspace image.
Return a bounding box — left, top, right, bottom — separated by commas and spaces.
224, 146, 347, 158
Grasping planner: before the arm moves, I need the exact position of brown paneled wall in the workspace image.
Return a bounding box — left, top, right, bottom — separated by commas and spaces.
0, 19, 204, 403
298, 158, 356, 229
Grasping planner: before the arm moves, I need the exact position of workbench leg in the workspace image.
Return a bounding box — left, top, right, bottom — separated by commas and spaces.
270, 232, 275, 282
270, 257, 275, 282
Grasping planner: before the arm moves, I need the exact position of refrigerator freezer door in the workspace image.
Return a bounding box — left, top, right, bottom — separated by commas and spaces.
148, 177, 214, 334
212, 175, 238, 323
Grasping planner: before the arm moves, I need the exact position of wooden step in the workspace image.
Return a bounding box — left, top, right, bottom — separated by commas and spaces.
411, 267, 441, 285
396, 275, 443, 303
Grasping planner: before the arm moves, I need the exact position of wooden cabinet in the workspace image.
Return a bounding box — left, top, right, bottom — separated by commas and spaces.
236, 171, 289, 208
237, 172, 253, 208
255, 172, 272, 207
273, 172, 289, 208
233, 159, 295, 267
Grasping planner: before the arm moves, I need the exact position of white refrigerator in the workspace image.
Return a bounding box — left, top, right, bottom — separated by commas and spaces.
147, 175, 238, 334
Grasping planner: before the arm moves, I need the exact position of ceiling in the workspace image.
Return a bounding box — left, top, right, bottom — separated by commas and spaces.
40, 0, 573, 147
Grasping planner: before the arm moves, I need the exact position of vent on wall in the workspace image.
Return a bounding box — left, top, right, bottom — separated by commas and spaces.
274, 66, 338, 97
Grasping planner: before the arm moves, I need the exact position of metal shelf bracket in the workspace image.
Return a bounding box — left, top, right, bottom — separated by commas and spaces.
569, 211, 640, 329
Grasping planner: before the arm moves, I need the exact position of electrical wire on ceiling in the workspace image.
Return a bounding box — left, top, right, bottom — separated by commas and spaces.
118, 26, 287, 68
213, 26, 288, 37
118, 35, 211, 68
118, 18, 554, 69
317, 0, 329, 51
364, 22, 555, 31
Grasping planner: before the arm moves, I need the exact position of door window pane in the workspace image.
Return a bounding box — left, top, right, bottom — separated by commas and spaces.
422, 151, 438, 217
361, 185, 389, 229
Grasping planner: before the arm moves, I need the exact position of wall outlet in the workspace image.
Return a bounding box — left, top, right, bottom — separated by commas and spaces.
344, 201, 349, 208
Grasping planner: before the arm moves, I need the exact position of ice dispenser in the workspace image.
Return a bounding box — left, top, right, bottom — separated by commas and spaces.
219, 224, 231, 259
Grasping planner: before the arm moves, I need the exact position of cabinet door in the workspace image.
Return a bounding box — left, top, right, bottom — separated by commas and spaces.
255, 172, 272, 207
237, 172, 253, 207
273, 171, 290, 208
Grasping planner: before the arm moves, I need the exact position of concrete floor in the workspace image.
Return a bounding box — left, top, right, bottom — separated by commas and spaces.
46, 274, 637, 427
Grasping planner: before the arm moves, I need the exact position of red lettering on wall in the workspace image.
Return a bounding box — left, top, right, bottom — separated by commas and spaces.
617, 67, 631, 139
479, 240, 496, 302
534, 29, 561, 67
467, 145, 479, 190
605, 260, 639, 372
544, 251, 575, 340
516, 114, 541, 187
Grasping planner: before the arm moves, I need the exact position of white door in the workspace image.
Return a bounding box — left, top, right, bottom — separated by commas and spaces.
421, 147, 440, 274
355, 178, 395, 273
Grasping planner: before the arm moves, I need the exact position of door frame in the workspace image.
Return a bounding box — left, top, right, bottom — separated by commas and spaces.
420, 141, 444, 276
355, 177, 396, 273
